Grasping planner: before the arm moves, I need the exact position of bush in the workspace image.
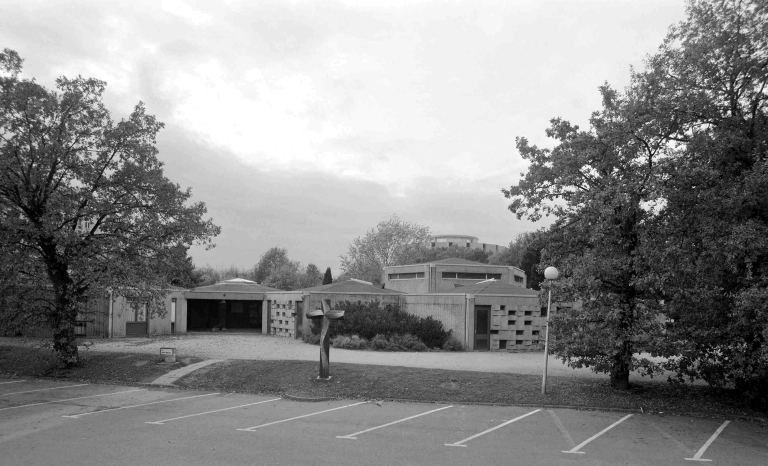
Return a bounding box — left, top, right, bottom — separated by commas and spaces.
442, 335, 465, 352
302, 332, 320, 345
331, 334, 368, 350
309, 300, 451, 349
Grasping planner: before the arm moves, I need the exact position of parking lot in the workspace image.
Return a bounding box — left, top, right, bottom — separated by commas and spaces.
1, 378, 765, 466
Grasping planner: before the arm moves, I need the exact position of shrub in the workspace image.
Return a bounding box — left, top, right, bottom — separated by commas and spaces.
302, 332, 320, 345
331, 334, 368, 350
371, 334, 389, 350
309, 300, 451, 349
442, 335, 465, 352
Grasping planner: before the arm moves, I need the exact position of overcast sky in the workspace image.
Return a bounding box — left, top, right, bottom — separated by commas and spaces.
2, 0, 688, 275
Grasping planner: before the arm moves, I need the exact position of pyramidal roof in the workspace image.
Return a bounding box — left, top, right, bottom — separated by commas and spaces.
298, 279, 405, 294
191, 278, 281, 293
432, 280, 540, 296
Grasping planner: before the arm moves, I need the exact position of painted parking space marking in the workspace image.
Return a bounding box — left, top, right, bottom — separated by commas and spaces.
0, 389, 146, 412
685, 420, 730, 462
445, 408, 541, 447
0, 380, 25, 385
562, 414, 632, 454
62, 392, 219, 419
337, 405, 453, 440
146, 398, 281, 425
237, 401, 368, 432
3, 384, 88, 396
548, 409, 576, 450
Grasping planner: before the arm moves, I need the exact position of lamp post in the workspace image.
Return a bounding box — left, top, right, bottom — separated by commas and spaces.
541, 266, 559, 395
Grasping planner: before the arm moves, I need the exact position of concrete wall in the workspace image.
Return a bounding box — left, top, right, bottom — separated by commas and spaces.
400, 294, 471, 347
476, 295, 542, 352
385, 263, 527, 293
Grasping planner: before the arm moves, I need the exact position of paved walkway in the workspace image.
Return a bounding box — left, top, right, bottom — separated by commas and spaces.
2, 334, 637, 378
150, 359, 223, 385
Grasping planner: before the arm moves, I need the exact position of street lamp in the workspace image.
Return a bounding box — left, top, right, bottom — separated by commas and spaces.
541, 266, 559, 395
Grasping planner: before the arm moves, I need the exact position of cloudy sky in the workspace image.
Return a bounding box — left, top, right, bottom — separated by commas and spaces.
2, 0, 688, 275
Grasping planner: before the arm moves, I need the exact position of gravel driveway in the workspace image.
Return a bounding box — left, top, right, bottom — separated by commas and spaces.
2, 333, 670, 380
2, 334, 603, 377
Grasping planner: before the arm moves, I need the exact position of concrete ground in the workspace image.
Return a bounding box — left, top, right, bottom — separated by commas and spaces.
0, 334, 665, 379
1, 379, 765, 466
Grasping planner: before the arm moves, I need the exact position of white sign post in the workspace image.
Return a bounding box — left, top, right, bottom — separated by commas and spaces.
541, 267, 559, 395
160, 347, 176, 363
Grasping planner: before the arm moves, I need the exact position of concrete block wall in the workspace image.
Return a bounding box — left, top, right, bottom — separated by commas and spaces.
490, 302, 544, 352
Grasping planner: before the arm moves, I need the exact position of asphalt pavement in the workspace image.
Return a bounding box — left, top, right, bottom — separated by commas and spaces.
1, 378, 765, 466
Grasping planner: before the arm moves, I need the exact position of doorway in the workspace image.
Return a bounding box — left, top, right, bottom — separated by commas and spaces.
474, 305, 490, 351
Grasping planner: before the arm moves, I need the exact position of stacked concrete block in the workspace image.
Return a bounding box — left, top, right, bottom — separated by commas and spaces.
490, 304, 545, 352
270, 300, 296, 338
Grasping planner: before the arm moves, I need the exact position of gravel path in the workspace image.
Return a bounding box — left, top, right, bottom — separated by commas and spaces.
2, 334, 604, 377
1, 334, 671, 380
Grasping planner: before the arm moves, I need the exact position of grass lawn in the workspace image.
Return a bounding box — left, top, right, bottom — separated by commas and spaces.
1, 344, 765, 420
175, 359, 767, 420
0, 344, 203, 385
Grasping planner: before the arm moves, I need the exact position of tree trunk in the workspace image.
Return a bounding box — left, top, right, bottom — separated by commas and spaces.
50, 301, 80, 366
610, 344, 632, 390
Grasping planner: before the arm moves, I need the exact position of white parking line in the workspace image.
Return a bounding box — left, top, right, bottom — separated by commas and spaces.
3, 384, 88, 396
62, 393, 219, 419
146, 398, 281, 425
237, 401, 368, 432
0, 380, 26, 385
562, 414, 633, 454
337, 405, 453, 439
685, 420, 730, 462
445, 409, 541, 447
0, 389, 146, 412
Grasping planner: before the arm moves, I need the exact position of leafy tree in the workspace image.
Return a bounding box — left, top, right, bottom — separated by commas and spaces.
639, 0, 768, 406
489, 231, 545, 289
339, 215, 431, 285
322, 267, 333, 285
302, 263, 322, 288
504, 85, 676, 389
253, 247, 291, 284
0, 49, 220, 364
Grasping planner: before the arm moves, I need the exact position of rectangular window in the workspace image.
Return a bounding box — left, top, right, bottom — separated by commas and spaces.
524, 311, 532, 316
126, 301, 147, 322
441, 272, 457, 279
532, 331, 539, 336
516, 340, 523, 345
516, 330, 524, 335
487, 274, 502, 280
508, 320, 515, 326
514, 275, 524, 283
541, 306, 548, 317
524, 320, 532, 326
499, 340, 507, 350
171, 298, 176, 323
389, 272, 425, 280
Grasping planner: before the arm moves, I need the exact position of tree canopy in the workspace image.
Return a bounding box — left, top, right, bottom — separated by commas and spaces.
504, 0, 767, 398
339, 215, 431, 284
0, 49, 220, 363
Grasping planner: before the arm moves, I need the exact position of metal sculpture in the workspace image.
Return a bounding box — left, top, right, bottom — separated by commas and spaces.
305, 299, 344, 379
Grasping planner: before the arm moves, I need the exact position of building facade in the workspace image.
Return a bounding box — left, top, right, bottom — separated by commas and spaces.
383, 257, 527, 293
431, 234, 507, 254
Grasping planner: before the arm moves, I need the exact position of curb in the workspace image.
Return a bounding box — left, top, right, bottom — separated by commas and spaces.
283, 394, 335, 402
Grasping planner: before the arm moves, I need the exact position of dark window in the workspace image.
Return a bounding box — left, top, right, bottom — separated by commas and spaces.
488, 274, 502, 280
508, 310, 515, 315
442, 272, 457, 279
514, 275, 524, 283
524, 311, 532, 316
524, 320, 532, 326
390, 272, 425, 279
457, 272, 486, 279
540, 306, 548, 317
516, 330, 524, 335
490, 330, 499, 334
499, 340, 507, 350
508, 320, 515, 325
532, 331, 539, 336
516, 340, 523, 345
